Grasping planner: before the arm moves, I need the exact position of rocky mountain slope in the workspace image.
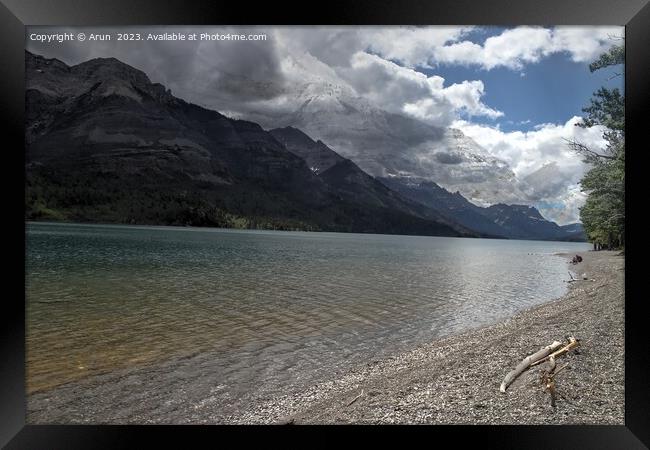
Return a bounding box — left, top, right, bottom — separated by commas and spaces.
273, 127, 478, 233
25, 51, 469, 237
560, 223, 587, 242
480, 204, 566, 240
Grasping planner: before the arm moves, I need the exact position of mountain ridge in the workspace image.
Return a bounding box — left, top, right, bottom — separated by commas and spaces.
378, 176, 585, 241
24, 50, 470, 238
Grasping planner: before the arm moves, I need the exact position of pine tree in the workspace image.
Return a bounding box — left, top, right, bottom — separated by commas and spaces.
568, 42, 625, 249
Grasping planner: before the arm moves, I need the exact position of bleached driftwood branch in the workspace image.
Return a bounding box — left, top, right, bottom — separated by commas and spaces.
530, 337, 579, 368
500, 341, 563, 393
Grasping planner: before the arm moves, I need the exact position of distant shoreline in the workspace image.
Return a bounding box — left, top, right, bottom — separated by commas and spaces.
25, 219, 588, 243
238, 250, 624, 424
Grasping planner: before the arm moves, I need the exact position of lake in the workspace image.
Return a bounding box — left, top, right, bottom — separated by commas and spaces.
25, 222, 591, 422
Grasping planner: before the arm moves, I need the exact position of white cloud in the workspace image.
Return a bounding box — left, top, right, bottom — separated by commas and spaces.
366, 26, 624, 70
435, 27, 555, 70
452, 117, 608, 223
442, 80, 504, 119
453, 116, 606, 178
361, 26, 473, 67
551, 26, 624, 63
535, 184, 587, 226
339, 51, 501, 126
26, 25, 620, 127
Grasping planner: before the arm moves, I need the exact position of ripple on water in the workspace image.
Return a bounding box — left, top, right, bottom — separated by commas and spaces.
26, 223, 591, 421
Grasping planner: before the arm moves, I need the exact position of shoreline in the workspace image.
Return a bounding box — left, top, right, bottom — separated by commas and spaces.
26, 219, 588, 243
237, 250, 624, 424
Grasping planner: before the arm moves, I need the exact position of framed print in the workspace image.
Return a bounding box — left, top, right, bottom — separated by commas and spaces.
1, 0, 648, 447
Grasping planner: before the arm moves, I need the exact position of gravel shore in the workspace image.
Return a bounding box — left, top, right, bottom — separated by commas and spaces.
237, 250, 624, 424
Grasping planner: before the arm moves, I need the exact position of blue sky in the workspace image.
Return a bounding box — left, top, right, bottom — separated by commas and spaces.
421, 28, 624, 132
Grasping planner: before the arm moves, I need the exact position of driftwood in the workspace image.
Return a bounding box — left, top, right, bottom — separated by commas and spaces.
541, 356, 557, 406
541, 360, 570, 407
567, 272, 592, 283
500, 341, 563, 393
501, 337, 580, 394
530, 337, 579, 368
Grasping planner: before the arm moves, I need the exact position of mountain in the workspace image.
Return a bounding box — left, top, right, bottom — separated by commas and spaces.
379, 176, 586, 241
256, 80, 530, 207
378, 176, 507, 238
561, 223, 584, 234
269, 126, 344, 174
270, 127, 474, 235
271, 126, 581, 241
234, 77, 585, 242
560, 223, 587, 242
479, 204, 565, 240
24, 51, 468, 237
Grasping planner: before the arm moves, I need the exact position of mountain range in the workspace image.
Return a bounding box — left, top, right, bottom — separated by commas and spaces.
24, 51, 585, 241
378, 176, 585, 241
249, 79, 531, 208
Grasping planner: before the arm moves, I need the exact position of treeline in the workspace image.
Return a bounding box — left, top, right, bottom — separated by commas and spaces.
25, 168, 321, 232
569, 42, 625, 250
25, 166, 462, 236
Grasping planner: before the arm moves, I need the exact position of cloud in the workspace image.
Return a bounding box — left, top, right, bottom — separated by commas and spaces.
361, 26, 473, 67
25, 25, 620, 128
452, 116, 608, 223
442, 80, 504, 118
534, 184, 587, 226
551, 27, 624, 63
341, 51, 451, 122
435, 27, 555, 70
453, 116, 606, 178
335, 52, 502, 126
27, 26, 502, 128
367, 26, 623, 70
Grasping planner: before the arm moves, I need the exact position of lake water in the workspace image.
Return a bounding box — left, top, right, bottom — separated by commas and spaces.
26, 222, 590, 422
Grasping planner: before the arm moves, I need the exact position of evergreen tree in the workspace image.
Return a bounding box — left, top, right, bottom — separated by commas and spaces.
568, 42, 625, 249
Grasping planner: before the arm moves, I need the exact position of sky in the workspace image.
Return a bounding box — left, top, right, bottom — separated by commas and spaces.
26, 25, 624, 224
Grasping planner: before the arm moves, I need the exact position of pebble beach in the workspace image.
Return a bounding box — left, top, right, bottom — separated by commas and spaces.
238, 250, 625, 424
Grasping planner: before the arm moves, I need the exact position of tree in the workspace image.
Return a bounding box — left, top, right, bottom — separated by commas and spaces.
568, 42, 625, 249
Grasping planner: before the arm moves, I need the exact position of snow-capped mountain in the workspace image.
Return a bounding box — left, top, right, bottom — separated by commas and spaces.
256, 82, 530, 207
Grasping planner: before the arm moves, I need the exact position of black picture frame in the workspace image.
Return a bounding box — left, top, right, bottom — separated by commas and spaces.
2, 0, 648, 447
